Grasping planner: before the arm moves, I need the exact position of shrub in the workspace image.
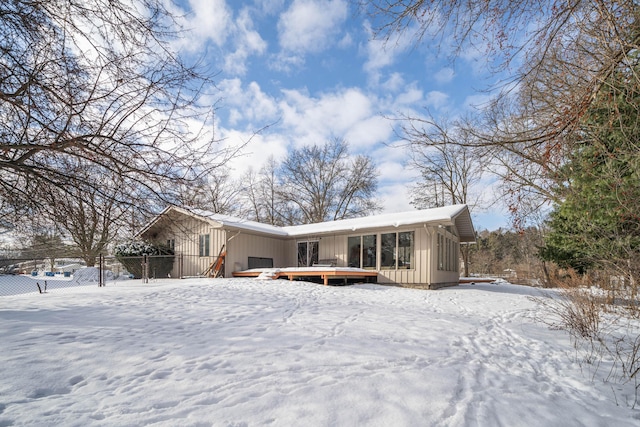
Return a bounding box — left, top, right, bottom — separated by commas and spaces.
533, 269, 640, 406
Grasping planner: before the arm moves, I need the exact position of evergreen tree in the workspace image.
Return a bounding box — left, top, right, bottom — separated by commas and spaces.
540, 62, 640, 279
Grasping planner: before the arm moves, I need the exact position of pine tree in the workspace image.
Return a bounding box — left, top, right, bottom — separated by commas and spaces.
540, 61, 640, 280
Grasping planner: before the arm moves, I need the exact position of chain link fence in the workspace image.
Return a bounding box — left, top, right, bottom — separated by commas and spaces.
0, 254, 223, 297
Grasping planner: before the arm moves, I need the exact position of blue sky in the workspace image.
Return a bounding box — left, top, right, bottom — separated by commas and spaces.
171, 0, 509, 230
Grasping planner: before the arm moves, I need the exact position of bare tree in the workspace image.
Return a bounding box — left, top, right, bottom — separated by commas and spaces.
176, 169, 245, 216
359, 1, 640, 390
278, 139, 380, 224
0, 0, 235, 226
404, 116, 484, 275
241, 157, 292, 226
359, 1, 640, 220
405, 117, 484, 208
36, 162, 130, 266
19, 228, 74, 271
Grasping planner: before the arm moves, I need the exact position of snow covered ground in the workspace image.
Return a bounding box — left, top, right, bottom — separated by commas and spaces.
0, 267, 121, 297
1, 277, 639, 426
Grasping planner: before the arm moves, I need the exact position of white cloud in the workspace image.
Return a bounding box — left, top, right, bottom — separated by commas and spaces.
380, 73, 405, 92
434, 67, 455, 84
377, 182, 415, 213
268, 52, 305, 73
344, 116, 394, 151
425, 90, 450, 110
277, 0, 348, 54
338, 32, 354, 49
221, 130, 289, 179
459, 40, 492, 75
382, 82, 426, 119
361, 21, 413, 83
395, 85, 424, 106
463, 93, 494, 111
218, 79, 279, 126
279, 87, 373, 146
253, 0, 287, 15
362, 38, 396, 73
172, 2, 267, 75
223, 8, 268, 75
377, 157, 410, 184
181, 0, 232, 48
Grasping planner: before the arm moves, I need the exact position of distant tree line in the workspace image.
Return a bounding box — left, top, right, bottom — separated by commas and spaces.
468, 227, 548, 285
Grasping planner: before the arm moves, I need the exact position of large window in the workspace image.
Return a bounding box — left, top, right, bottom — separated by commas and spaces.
347, 235, 376, 269
199, 234, 210, 257
297, 241, 319, 267
347, 236, 361, 267
437, 231, 458, 272
362, 234, 377, 269
349, 232, 413, 270
381, 232, 414, 270
381, 233, 396, 270
398, 231, 414, 270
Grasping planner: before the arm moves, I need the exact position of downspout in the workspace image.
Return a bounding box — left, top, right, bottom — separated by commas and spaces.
424, 224, 434, 288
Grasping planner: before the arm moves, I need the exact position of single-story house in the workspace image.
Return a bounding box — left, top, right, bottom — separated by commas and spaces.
137, 204, 475, 288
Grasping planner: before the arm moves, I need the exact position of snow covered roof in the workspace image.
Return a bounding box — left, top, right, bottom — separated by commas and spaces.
188, 208, 289, 237
139, 204, 475, 242
283, 204, 475, 241
137, 206, 289, 238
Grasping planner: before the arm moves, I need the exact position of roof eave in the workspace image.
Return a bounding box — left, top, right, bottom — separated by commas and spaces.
136, 206, 172, 239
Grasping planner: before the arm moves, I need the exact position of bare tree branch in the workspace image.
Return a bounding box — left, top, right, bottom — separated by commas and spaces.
0, 0, 234, 229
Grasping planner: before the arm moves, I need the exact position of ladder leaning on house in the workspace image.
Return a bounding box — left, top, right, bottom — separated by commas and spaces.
202, 244, 226, 278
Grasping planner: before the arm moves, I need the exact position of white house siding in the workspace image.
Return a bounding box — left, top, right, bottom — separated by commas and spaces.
291, 225, 461, 287
143, 214, 225, 277
138, 205, 472, 286
290, 235, 349, 266
174, 219, 225, 277
318, 235, 347, 265
376, 226, 429, 285
225, 232, 287, 276
429, 226, 461, 287
285, 225, 460, 287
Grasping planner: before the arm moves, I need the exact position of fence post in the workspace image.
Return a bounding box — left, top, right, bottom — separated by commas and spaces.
98, 254, 103, 287
143, 254, 149, 284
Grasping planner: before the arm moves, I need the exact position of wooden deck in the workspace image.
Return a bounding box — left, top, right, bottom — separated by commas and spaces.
232, 267, 378, 286
459, 277, 497, 284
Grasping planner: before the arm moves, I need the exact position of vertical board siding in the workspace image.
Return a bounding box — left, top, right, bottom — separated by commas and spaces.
317, 235, 347, 265
144, 215, 225, 277
227, 233, 287, 275
430, 227, 462, 287
141, 210, 463, 286
287, 235, 347, 266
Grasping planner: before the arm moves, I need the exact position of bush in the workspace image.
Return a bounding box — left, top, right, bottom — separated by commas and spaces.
533, 269, 640, 406
114, 241, 174, 279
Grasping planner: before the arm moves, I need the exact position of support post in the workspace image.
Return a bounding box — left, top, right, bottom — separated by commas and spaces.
98, 254, 104, 287
142, 254, 149, 283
